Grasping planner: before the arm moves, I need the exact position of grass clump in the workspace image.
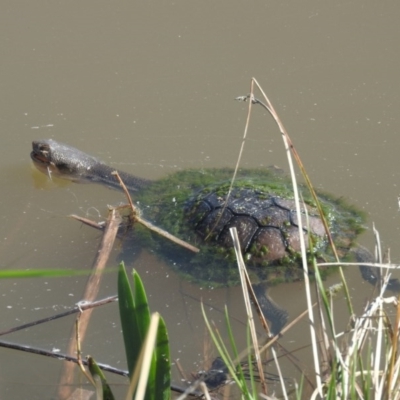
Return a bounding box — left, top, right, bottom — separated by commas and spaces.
198, 79, 400, 399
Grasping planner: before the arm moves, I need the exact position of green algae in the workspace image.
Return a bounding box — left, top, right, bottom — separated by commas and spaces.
129, 168, 366, 288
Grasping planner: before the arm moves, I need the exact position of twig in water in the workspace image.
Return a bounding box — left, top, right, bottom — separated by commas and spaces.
111, 170, 199, 253
0, 295, 117, 337
0, 340, 198, 396
70, 214, 106, 230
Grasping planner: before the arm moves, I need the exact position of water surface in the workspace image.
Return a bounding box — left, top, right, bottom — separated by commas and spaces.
0, 1, 399, 398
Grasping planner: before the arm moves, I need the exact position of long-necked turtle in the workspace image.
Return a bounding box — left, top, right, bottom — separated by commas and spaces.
30, 139, 386, 333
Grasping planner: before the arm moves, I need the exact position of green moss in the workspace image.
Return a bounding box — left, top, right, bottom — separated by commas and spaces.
128, 167, 366, 288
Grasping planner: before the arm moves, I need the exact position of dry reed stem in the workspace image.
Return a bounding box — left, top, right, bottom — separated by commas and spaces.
388, 299, 400, 393
199, 382, 212, 400
243, 78, 324, 395
57, 207, 121, 399
126, 313, 160, 400
230, 227, 267, 394
75, 315, 95, 386
227, 228, 315, 394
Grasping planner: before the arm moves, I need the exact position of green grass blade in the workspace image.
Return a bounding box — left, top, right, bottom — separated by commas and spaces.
295, 374, 304, 400
246, 325, 257, 397
143, 316, 170, 400
0, 269, 92, 278
224, 306, 250, 394
87, 356, 115, 400
145, 354, 157, 400
202, 303, 255, 398
132, 270, 151, 349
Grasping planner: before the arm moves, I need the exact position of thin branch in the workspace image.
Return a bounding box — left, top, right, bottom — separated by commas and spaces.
0, 340, 200, 396
0, 295, 117, 337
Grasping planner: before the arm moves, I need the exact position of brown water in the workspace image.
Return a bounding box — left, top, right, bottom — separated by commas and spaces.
1, 2, 400, 398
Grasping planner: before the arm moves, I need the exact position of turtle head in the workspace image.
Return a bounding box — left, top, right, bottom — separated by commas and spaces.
31, 139, 100, 181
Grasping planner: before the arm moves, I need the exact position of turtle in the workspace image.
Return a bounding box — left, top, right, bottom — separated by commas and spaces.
31, 139, 383, 333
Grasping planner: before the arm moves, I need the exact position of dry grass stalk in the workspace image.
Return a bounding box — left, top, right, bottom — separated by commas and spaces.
239, 78, 324, 395
57, 207, 121, 399
230, 227, 267, 395
112, 170, 199, 253
232, 80, 400, 398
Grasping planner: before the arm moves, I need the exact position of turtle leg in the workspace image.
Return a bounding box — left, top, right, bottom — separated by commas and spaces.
196, 357, 228, 389
252, 282, 289, 335
352, 245, 400, 293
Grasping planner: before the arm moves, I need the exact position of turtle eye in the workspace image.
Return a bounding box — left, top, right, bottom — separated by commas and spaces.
38, 144, 50, 155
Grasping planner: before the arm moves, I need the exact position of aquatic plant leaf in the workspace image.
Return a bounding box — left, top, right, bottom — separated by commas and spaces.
132, 269, 151, 349
153, 316, 170, 400
87, 356, 115, 400
118, 262, 150, 378
118, 262, 170, 400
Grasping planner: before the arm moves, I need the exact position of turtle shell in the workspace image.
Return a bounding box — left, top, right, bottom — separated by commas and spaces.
185, 187, 327, 265
134, 168, 365, 287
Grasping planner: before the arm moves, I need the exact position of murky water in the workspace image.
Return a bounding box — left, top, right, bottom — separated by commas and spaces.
0, 1, 400, 398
